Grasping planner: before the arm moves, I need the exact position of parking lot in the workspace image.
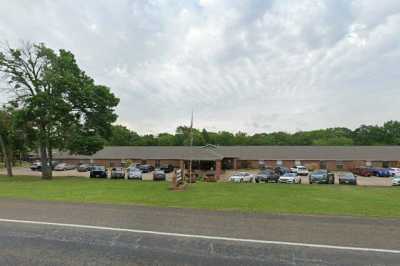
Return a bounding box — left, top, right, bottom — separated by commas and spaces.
0, 167, 394, 186
0, 167, 175, 181
220, 169, 393, 186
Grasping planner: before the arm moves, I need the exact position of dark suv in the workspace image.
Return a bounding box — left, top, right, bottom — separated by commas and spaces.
139, 164, 154, 173
255, 169, 279, 183
274, 166, 290, 175
90, 166, 108, 178
159, 164, 174, 173
309, 170, 335, 184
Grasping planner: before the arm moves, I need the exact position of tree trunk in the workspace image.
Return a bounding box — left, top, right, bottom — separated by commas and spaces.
0, 134, 12, 177
6, 149, 13, 177
39, 126, 52, 180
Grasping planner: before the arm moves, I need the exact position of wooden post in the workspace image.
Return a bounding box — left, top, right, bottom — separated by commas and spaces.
216, 160, 222, 180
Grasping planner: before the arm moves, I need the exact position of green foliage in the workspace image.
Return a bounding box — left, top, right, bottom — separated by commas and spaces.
106, 122, 400, 146
0, 42, 119, 178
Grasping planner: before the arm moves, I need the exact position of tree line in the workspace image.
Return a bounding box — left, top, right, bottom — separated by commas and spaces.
106, 122, 400, 146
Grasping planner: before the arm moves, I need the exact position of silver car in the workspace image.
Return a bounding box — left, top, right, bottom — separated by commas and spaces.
127, 168, 143, 180
392, 176, 400, 186
110, 167, 125, 179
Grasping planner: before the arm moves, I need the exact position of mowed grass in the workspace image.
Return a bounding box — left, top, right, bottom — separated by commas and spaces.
0, 175, 399, 218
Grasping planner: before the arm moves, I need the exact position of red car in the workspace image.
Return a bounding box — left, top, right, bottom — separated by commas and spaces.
352, 167, 373, 177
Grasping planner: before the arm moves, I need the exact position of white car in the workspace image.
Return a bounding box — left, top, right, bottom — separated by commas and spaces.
389, 168, 400, 177
392, 176, 400, 186
296, 166, 309, 176
229, 172, 254, 183
127, 168, 143, 180
279, 173, 301, 184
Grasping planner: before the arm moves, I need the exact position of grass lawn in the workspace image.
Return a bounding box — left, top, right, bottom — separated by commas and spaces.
0, 175, 399, 218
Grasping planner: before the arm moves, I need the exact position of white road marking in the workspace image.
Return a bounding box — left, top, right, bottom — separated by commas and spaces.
0, 218, 399, 254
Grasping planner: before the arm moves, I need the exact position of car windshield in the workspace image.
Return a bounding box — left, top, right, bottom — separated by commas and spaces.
259, 170, 272, 174
342, 173, 354, 178
93, 166, 105, 171
313, 170, 326, 174
283, 173, 296, 177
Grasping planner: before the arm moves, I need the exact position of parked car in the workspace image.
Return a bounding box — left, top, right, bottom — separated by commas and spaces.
372, 168, 391, 177
274, 166, 290, 175
30, 161, 42, 171
110, 167, 125, 179
229, 172, 254, 183
255, 169, 279, 183
153, 170, 166, 181
392, 175, 400, 186
338, 172, 357, 185
296, 166, 309, 176
352, 167, 373, 177
309, 170, 335, 184
127, 168, 143, 180
139, 164, 154, 173
54, 163, 76, 171
30, 161, 60, 171
159, 164, 174, 173
278, 173, 301, 184
89, 166, 108, 178
389, 168, 400, 177
77, 164, 93, 172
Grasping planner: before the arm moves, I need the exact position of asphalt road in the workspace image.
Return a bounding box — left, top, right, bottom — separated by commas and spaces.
0, 199, 399, 265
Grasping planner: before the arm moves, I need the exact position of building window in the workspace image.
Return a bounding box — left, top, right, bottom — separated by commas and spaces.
366, 161, 372, 167
276, 160, 283, 166
336, 160, 344, 170
295, 160, 301, 166
320, 161, 327, 169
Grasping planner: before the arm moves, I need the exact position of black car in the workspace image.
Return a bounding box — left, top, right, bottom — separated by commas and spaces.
338, 172, 357, 185
255, 169, 279, 183
90, 166, 108, 178
153, 170, 166, 181
139, 164, 154, 173
309, 170, 335, 184
159, 164, 174, 173
274, 166, 290, 176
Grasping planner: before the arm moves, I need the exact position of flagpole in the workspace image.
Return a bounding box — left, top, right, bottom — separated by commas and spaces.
189, 110, 193, 183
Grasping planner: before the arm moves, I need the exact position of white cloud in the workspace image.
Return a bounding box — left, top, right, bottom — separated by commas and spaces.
1, 0, 400, 134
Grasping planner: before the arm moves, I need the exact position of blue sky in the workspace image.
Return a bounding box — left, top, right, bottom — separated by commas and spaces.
1, 0, 400, 134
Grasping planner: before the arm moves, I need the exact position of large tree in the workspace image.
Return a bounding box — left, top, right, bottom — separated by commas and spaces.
0, 42, 119, 179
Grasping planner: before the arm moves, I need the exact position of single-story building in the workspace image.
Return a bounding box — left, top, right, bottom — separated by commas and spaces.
52, 145, 400, 178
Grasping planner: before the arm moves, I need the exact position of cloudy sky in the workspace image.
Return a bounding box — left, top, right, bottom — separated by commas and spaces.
1, 0, 400, 134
